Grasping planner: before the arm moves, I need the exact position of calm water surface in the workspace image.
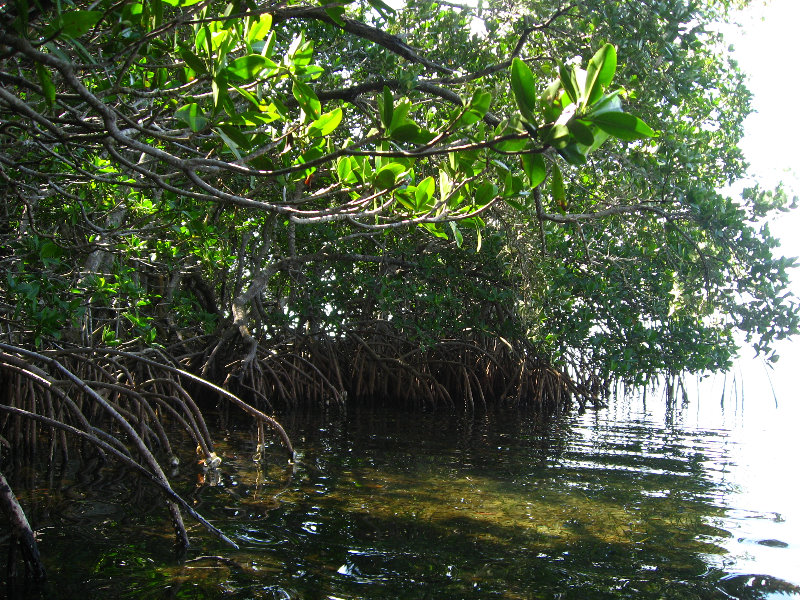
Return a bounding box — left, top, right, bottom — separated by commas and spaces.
20, 375, 800, 599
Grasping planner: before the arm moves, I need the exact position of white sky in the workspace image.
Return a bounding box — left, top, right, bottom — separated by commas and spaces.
723, 0, 800, 371
725, 0, 800, 261
712, 0, 800, 428
728, 0, 800, 187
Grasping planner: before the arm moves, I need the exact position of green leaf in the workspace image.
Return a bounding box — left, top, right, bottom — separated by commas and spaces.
586, 91, 622, 116
36, 64, 55, 109
510, 58, 537, 124
195, 25, 208, 55
521, 153, 546, 188
409, 128, 437, 144
557, 143, 588, 165
540, 79, 563, 122
211, 72, 229, 114
503, 173, 524, 197
215, 127, 243, 159
292, 80, 321, 120
292, 41, 315, 68
498, 139, 529, 154
447, 190, 464, 210
469, 90, 492, 117
308, 108, 343, 137
226, 54, 275, 81
180, 49, 207, 75
551, 162, 566, 213
247, 13, 273, 42
47, 10, 102, 38
475, 181, 498, 206
592, 112, 656, 140
505, 198, 526, 211
396, 189, 416, 212
449, 221, 464, 247
175, 103, 208, 132
262, 30, 277, 58
217, 124, 250, 149
367, 0, 395, 19
388, 99, 412, 131
39, 241, 61, 259
419, 222, 449, 240
324, 6, 346, 26
356, 156, 373, 181
298, 146, 324, 171
439, 170, 453, 201
269, 97, 290, 120
390, 122, 421, 142
558, 63, 580, 106
374, 163, 406, 189
415, 176, 435, 210
337, 156, 358, 184
584, 127, 611, 154
231, 84, 259, 107
380, 86, 394, 130
567, 120, 594, 146
583, 44, 617, 106
287, 33, 305, 60
415, 175, 436, 200
457, 91, 492, 127
542, 123, 571, 149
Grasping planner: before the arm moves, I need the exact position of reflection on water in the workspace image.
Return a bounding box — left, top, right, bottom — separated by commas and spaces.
14, 385, 800, 599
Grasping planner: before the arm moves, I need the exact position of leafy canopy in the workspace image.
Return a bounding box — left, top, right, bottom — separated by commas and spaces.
0, 0, 795, 391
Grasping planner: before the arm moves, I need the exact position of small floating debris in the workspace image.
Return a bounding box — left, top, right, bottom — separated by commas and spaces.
756, 538, 790, 548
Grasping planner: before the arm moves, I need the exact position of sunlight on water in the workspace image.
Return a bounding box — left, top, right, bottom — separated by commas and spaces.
699, 356, 800, 589
617, 352, 800, 593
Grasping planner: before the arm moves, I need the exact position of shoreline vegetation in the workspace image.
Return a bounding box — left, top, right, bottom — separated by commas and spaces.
1, 0, 798, 587
0, 308, 756, 592
0, 330, 602, 580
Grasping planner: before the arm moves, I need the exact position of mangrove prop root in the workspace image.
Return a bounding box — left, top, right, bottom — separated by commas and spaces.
0, 470, 46, 583
1, 344, 193, 549
0, 342, 299, 559
0, 404, 239, 549
225, 325, 606, 412
0, 320, 605, 578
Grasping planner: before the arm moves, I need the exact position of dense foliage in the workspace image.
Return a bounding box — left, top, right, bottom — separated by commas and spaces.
2, 0, 795, 397
0, 0, 798, 575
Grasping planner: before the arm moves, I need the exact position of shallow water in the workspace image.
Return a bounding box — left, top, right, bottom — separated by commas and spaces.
16, 378, 799, 600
